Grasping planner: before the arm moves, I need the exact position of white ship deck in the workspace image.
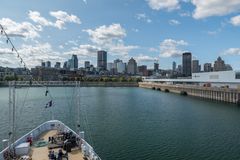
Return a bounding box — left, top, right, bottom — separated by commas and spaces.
31, 130, 84, 160
0, 120, 101, 160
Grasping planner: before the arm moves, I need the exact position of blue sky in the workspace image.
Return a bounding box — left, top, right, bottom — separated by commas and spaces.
0, 0, 240, 70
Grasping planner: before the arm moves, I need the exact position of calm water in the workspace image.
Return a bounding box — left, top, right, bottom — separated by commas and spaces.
1, 87, 240, 160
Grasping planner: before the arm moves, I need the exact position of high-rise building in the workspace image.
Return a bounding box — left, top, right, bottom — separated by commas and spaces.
182, 52, 192, 77
97, 50, 107, 71
71, 54, 78, 70
192, 60, 200, 73
63, 61, 68, 69
107, 62, 114, 72
154, 63, 159, 71
46, 61, 51, 68
172, 61, 176, 71
41, 62, 46, 67
127, 58, 137, 75
213, 57, 226, 71
84, 61, 90, 68
116, 61, 126, 73
113, 59, 122, 74
54, 62, 61, 68
204, 63, 212, 72
177, 65, 182, 74
138, 65, 148, 76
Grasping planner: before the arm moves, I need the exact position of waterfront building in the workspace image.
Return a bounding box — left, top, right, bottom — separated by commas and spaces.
182, 52, 192, 77
204, 63, 212, 72
213, 57, 226, 71
117, 61, 126, 74
97, 50, 107, 71
85, 61, 90, 69
192, 60, 200, 73
127, 58, 137, 75
54, 62, 61, 69
143, 70, 240, 89
46, 61, 51, 68
172, 61, 176, 71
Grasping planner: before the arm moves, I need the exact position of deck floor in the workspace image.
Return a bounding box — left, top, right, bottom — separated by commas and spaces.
31, 130, 84, 160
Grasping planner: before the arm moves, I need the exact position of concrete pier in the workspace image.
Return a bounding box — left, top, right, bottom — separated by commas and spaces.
139, 82, 240, 105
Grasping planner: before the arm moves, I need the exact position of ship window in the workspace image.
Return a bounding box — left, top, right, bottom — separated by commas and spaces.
236, 72, 240, 79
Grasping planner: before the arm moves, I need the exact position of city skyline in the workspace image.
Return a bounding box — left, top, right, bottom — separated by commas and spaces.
0, 0, 240, 70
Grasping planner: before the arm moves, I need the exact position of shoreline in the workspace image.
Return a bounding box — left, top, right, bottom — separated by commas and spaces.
0, 81, 139, 87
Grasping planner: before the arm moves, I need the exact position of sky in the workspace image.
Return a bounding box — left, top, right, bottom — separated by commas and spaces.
0, 0, 240, 70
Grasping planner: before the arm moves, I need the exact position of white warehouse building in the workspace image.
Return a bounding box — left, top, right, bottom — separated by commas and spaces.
144, 71, 240, 89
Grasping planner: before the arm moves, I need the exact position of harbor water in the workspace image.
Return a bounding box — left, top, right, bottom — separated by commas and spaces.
0, 87, 240, 160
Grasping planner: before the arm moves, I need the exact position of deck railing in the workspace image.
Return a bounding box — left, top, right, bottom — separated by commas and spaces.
0, 120, 101, 160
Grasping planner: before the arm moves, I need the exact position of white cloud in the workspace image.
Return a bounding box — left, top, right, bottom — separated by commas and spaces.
19, 43, 64, 67
146, 0, 180, 11
159, 39, 188, 57
192, 0, 240, 19
50, 10, 81, 29
230, 15, 240, 26
0, 18, 40, 39
83, 0, 87, 4
84, 23, 137, 56
68, 40, 79, 46
179, 11, 191, 17
136, 13, 152, 23
108, 44, 138, 56
28, 10, 81, 30
84, 23, 126, 45
223, 48, 240, 55
64, 44, 99, 57
28, 11, 54, 27
149, 47, 159, 52
59, 45, 64, 49
135, 54, 158, 62
0, 48, 14, 55
207, 28, 221, 35
169, 19, 181, 25
132, 28, 139, 32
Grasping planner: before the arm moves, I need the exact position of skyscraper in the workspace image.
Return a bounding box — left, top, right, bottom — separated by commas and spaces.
97, 50, 107, 71
41, 62, 46, 67
54, 62, 61, 68
127, 58, 137, 75
71, 54, 78, 70
192, 60, 200, 73
172, 61, 176, 71
46, 61, 51, 68
84, 61, 90, 68
116, 61, 126, 73
63, 61, 68, 69
204, 63, 212, 72
154, 63, 159, 71
213, 57, 225, 71
182, 52, 192, 77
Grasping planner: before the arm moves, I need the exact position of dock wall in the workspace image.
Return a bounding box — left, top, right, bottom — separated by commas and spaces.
139, 82, 240, 105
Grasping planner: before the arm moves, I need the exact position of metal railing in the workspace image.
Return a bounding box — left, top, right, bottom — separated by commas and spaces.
0, 120, 101, 160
